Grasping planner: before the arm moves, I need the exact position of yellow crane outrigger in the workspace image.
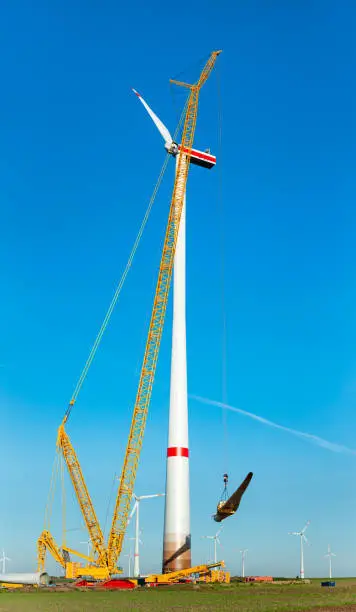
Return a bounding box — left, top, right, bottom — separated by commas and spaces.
37, 50, 221, 579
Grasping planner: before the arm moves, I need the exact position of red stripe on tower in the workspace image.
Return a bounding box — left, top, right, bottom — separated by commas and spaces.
167, 447, 189, 458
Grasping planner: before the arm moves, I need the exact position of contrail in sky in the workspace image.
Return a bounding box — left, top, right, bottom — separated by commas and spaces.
191, 395, 356, 456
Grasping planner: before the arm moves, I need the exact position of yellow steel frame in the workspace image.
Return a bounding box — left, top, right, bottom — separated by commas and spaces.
62, 545, 95, 565
37, 530, 65, 572
107, 50, 222, 570
56, 425, 109, 569
145, 561, 224, 583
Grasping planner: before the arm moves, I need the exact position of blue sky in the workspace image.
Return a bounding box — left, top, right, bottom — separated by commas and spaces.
1, 0, 356, 578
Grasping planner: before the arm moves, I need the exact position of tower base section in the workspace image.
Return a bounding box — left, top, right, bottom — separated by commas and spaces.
162, 533, 191, 573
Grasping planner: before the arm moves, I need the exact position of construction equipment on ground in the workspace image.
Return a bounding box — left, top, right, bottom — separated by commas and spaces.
74, 561, 229, 588
37, 50, 221, 580
143, 561, 226, 585
198, 568, 231, 584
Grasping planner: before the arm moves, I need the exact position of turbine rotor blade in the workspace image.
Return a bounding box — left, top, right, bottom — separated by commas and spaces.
128, 501, 138, 523
132, 89, 173, 145
301, 520, 310, 534
140, 493, 165, 499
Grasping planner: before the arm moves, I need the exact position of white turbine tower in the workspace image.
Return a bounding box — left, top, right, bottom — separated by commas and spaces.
128, 492, 165, 577
133, 88, 216, 573
324, 544, 336, 579
240, 549, 248, 579
0, 549, 10, 574
289, 520, 310, 579
202, 528, 222, 564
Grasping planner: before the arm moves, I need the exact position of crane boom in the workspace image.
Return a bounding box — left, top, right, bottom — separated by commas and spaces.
56, 424, 108, 568
37, 530, 65, 572
107, 50, 221, 570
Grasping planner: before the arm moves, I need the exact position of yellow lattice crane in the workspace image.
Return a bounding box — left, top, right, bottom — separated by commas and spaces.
37, 421, 111, 579
37, 50, 221, 579
106, 50, 221, 571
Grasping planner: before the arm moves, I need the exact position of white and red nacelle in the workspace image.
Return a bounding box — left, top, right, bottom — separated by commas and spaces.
133, 89, 216, 170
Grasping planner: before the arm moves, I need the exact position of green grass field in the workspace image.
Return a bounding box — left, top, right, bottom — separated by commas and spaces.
1, 580, 356, 612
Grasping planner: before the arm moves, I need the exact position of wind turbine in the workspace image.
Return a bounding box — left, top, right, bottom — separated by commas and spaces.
132, 90, 216, 169
240, 549, 248, 579
0, 549, 10, 574
80, 539, 92, 558
128, 493, 165, 577
202, 528, 222, 564
289, 520, 310, 579
133, 87, 216, 572
324, 544, 336, 579
125, 537, 136, 576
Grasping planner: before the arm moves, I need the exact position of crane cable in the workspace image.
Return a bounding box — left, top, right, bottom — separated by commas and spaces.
63, 103, 187, 424
216, 64, 229, 474
44, 450, 61, 531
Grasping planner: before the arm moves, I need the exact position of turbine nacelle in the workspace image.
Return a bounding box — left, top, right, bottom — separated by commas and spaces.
324, 544, 336, 559
133, 89, 216, 169
202, 527, 223, 545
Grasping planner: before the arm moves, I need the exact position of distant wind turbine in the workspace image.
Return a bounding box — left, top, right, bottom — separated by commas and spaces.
128, 492, 165, 577
0, 549, 10, 574
125, 537, 136, 576
324, 544, 336, 579
289, 520, 310, 579
240, 549, 248, 578
202, 528, 222, 564
80, 540, 92, 558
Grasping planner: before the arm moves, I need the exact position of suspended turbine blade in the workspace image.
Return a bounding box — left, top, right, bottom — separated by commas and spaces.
132, 89, 173, 145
